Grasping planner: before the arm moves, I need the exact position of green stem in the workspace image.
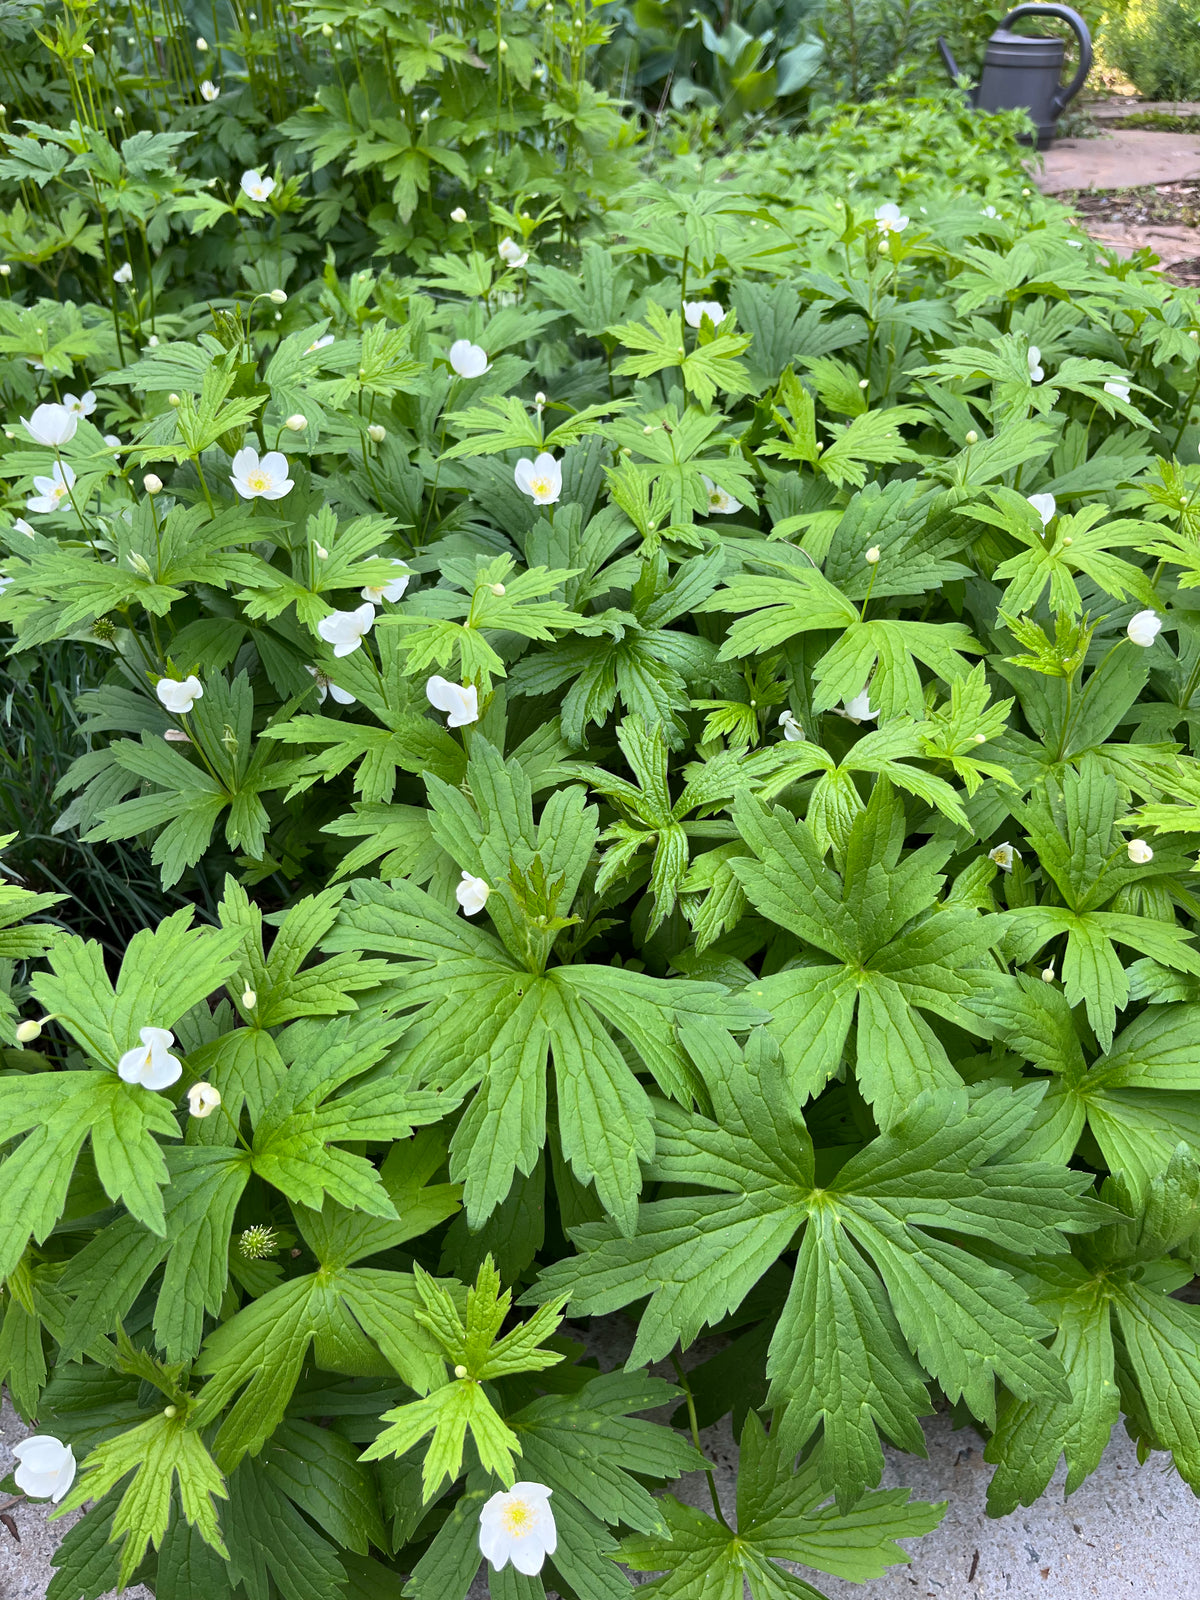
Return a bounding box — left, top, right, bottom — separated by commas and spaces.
669, 1352, 729, 1531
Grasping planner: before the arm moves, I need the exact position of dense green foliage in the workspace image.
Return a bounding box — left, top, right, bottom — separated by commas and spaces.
1104, 0, 1200, 101
5, 5, 1200, 1600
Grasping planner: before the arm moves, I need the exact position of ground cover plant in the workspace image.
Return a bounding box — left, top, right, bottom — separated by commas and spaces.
7, 7, 1200, 1600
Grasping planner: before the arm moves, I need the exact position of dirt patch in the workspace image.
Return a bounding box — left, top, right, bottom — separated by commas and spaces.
1058, 181, 1200, 283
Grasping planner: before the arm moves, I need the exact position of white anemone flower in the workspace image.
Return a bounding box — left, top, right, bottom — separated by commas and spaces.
156, 675, 203, 714
13, 518, 35, 537
361, 559, 411, 604
1026, 492, 1056, 527
187, 1081, 221, 1117
497, 236, 529, 268
874, 202, 909, 233
317, 602, 376, 658
514, 452, 562, 505
1027, 345, 1044, 383
117, 1026, 182, 1090
988, 842, 1020, 872
981, 204, 999, 219
200, 80, 220, 101
1127, 609, 1162, 648
21, 402, 77, 447
1127, 839, 1154, 864
113, 261, 133, 284
230, 446, 293, 500
306, 334, 335, 354
26, 461, 75, 514
479, 1482, 556, 1576
456, 872, 490, 916
1104, 379, 1131, 403
240, 169, 275, 202
778, 710, 805, 742
305, 665, 355, 705
840, 689, 879, 724
683, 299, 724, 328
12, 1436, 76, 1503
63, 390, 96, 416
700, 473, 742, 515
448, 339, 490, 378
426, 675, 479, 726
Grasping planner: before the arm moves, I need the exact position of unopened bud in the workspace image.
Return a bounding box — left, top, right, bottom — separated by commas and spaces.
15, 1018, 43, 1043
1041, 965, 1055, 982
865, 546, 880, 564
268, 288, 287, 304
965, 430, 978, 444
196, 36, 209, 50
168, 392, 180, 406
498, 37, 508, 52
454, 1364, 468, 1378
858, 378, 869, 389
285, 413, 307, 431
163, 1404, 177, 1418
450, 206, 467, 223
242, 985, 257, 1008
974, 732, 987, 744
535, 391, 546, 406
314, 543, 328, 559
320, 21, 333, 34
143, 473, 163, 495
489, 582, 506, 596
0, 265, 10, 278
367, 424, 386, 442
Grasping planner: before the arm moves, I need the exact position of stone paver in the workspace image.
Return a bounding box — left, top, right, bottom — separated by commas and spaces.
1036, 130, 1200, 194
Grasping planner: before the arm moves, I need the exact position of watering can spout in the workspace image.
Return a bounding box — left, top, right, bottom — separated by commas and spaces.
938, 37, 967, 88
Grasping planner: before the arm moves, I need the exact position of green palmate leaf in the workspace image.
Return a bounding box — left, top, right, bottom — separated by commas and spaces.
55, 1410, 228, 1588
729, 780, 1004, 1123
531, 1027, 1105, 1507
620, 1416, 944, 1599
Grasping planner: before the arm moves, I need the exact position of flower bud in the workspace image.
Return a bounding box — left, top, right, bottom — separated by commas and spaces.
285, 414, 307, 432
268, 288, 287, 304
858, 378, 869, 389
535, 391, 546, 406
164, 1405, 177, 1418
498, 37, 508, 52
865, 546, 880, 564
168, 392, 180, 406
143, 473, 163, 495
321, 21, 333, 34
454, 1364, 469, 1378
965, 430, 978, 444
187, 1081, 221, 1118
15, 1018, 43, 1043
242, 985, 257, 1008
314, 543, 328, 560
489, 582, 506, 596
196, 35, 209, 49
1127, 839, 1154, 865
974, 732, 987, 744
1041, 964, 1055, 982
368, 424, 386, 442
451, 206, 467, 223
0, 265, 10, 278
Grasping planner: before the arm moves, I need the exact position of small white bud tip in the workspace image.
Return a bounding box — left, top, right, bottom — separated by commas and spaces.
268, 288, 287, 304
974, 732, 987, 744
242, 985, 257, 1008
367, 424, 386, 442
163, 1405, 177, 1418
965, 430, 978, 445
15, 1018, 43, 1043
168, 393, 180, 406
196, 35, 209, 49
1127, 839, 1154, 865
489, 582, 506, 596
454, 1364, 469, 1378
143, 473, 163, 495
285, 413, 307, 431
450, 206, 467, 223
865, 546, 880, 564
1041, 965, 1055, 982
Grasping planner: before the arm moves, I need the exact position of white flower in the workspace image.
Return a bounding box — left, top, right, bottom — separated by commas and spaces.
1127, 839, 1154, 865
981, 204, 998, 219
156, 675, 203, 714
497, 236, 528, 268
240, 169, 275, 203
514, 452, 562, 505
874, 202, 908, 233
143, 472, 163, 495
683, 300, 723, 328
200, 79, 220, 101
450, 206, 468, 223
839, 689, 879, 724
1028, 345, 1044, 383
26, 461, 75, 514
479, 1482, 556, 1576
196, 34, 209, 49
21, 402, 77, 447
317, 602, 376, 658
13, 518, 35, 537
12, 1436, 76, 1504
778, 710, 805, 742
187, 1081, 221, 1117
700, 473, 742, 515
1127, 609, 1162, 648
304, 665, 355, 705
1104, 379, 1130, 403
113, 261, 133, 284
456, 871, 490, 916
361, 559, 411, 604
426, 675, 479, 726
230, 446, 293, 500
306, 334, 335, 354
62, 390, 96, 417
448, 339, 490, 378
117, 1026, 182, 1090
988, 842, 1019, 872
367, 423, 386, 443
1027, 492, 1056, 527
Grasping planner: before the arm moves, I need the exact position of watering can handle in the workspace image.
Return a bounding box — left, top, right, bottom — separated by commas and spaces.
999, 4, 1093, 111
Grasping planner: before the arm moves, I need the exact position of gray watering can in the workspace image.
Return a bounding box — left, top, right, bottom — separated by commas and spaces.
939, 5, 1093, 149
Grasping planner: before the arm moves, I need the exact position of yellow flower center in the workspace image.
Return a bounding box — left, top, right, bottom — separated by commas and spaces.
247, 471, 269, 491
501, 1499, 534, 1536
530, 476, 551, 497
